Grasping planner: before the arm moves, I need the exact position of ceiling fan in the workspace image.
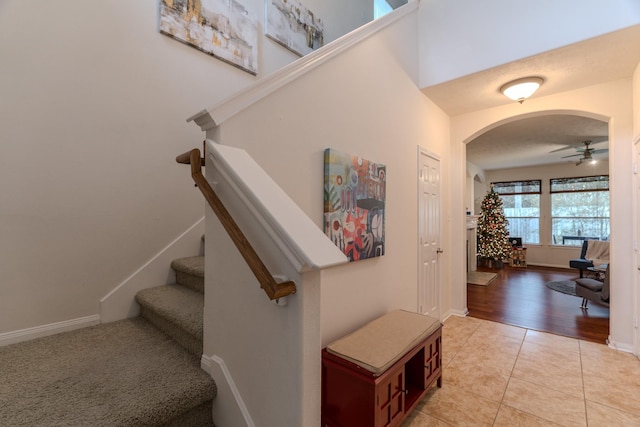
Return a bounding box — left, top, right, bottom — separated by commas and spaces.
561, 140, 608, 166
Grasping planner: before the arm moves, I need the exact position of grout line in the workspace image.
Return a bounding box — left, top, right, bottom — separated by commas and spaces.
578, 340, 589, 426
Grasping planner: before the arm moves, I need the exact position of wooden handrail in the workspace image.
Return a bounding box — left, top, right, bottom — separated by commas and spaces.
176, 148, 297, 301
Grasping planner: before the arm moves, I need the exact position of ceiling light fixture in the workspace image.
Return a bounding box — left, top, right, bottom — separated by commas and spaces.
500, 77, 544, 103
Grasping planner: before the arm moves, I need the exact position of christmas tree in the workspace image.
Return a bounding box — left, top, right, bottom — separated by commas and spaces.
477, 187, 512, 263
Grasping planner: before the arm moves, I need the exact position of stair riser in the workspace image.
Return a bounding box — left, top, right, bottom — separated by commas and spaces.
140, 307, 202, 357
176, 271, 204, 293
162, 400, 214, 427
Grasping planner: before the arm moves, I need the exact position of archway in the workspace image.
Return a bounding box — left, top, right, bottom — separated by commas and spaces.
448, 82, 635, 352
463, 112, 611, 340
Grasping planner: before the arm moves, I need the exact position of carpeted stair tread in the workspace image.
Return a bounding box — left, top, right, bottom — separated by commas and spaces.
172, 256, 204, 293
0, 317, 215, 426
136, 284, 203, 340
172, 256, 204, 278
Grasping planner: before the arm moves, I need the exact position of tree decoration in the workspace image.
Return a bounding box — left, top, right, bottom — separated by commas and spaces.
477, 187, 512, 264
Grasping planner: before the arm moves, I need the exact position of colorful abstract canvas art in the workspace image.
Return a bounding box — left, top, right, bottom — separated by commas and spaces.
159, 0, 258, 75
324, 149, 386, 262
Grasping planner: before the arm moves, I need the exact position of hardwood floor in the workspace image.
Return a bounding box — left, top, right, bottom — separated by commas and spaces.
467, 265, 609, 344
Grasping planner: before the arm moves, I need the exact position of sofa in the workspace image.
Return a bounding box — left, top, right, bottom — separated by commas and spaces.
569, 239, 609, 278
575, 264, 610, 308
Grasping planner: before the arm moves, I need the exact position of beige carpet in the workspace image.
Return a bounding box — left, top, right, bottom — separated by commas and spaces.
0, 317, 215, 426
467, 271, 497, 286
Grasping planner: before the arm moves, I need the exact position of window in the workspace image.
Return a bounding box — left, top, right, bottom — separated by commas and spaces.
550, 175, 610, 246
492, 180, 541, 244
374, 0, 393, 19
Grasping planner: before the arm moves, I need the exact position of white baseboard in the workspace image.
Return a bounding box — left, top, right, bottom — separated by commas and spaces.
607, 336, 635, 354
99, 218, 204, 323
526, 262, 573, 270
0, 315, 100, 347
443, 308, 469, 322
201, 354, 254, 427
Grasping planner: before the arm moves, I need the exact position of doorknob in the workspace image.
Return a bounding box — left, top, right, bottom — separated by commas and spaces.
437, 248, 444, 254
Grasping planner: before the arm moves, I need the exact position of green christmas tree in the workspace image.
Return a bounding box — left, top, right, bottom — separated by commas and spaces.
477, 187, 512, 262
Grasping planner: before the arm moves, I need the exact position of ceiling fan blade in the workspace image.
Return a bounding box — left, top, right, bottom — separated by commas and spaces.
549, 145, 576, 153
592, 148, 608, 154
562, 153, 584, 158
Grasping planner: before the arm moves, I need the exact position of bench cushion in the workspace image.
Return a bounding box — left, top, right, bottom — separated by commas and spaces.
325, 309, 441, 376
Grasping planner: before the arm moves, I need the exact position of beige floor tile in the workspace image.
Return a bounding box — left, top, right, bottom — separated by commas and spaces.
465, 329, 525, 354
580, 339, 639, 364
578, 339, 611, 358
581, 351, 640, 382
442, 316, 480, 358
441, 343, 462, 362
524, 330, 580, 353
582, 362, 640, 416
502, 377, 586, 427
449, 335, 522, 377
511, 341, 583, 397
443, 315, 481, 331
473, 319, 527, 341
415, 382, 500, 427
442, 355, 453, 368
444, 358, 510, 402
426, 319, 640, 427
494, 404, 563, 426
517, 341, 581, 366
401, 409, 453, 427
586, 400, 640, 426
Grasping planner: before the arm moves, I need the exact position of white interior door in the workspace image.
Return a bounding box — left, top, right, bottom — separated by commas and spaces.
418, 149, 441, 318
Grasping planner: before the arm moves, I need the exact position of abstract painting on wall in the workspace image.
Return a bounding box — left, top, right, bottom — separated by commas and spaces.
265, 0, 324, 56
159, 0, 258, 75
324, 149, 386, 262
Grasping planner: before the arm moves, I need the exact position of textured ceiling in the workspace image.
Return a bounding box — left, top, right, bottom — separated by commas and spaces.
423, 25, 640, 116
466, 115, 608, 170
422, 25, 640, 171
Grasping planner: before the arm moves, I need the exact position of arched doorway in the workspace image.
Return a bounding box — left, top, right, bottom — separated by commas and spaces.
464, 113, 610, 341
449, 88, 636, 352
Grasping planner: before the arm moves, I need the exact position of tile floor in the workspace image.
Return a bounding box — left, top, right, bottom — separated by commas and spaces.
401, 316, 640, 426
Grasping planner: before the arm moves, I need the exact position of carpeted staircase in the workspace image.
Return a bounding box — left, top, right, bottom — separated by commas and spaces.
0, 255, 215, 426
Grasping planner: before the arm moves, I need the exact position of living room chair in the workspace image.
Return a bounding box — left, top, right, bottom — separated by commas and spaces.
575, 264, 610, 309
569, 239, 608, 278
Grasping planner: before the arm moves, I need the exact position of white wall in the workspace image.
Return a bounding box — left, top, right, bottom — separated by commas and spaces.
418, 0, 640, 87
484, 161, 609, 268
0, 0, 371, 335
198, 9, 450, 425
450, 79, 635, 351
214, 11, 451, 346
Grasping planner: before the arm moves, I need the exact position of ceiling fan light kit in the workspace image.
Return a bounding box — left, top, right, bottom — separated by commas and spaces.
500, 77, 544, 103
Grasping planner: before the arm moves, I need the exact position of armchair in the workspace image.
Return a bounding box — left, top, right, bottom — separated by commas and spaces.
575, 264, 610, 309
569, 239, 609, 278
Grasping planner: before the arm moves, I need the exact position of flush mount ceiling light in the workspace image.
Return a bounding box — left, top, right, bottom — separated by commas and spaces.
500, 77, 544, 103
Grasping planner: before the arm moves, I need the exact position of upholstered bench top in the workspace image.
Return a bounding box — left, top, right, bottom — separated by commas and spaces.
325, 309, 441, 376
